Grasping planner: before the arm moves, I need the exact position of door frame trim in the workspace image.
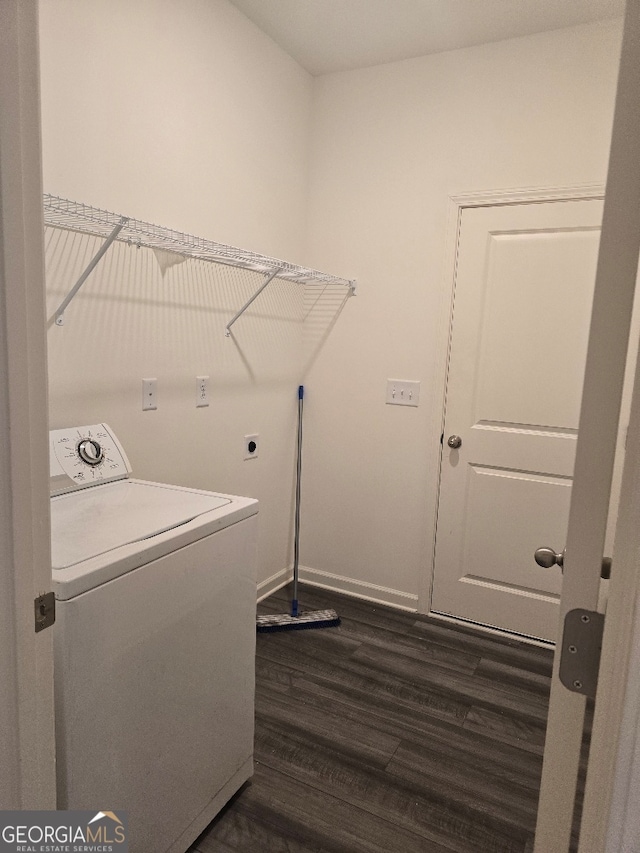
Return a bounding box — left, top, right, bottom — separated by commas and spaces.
418, 183, 606, 627
580, 307, 640, 850
0, 0, 56, 806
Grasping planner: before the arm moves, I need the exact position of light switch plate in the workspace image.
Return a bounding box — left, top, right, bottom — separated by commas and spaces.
386, 379, 420, 407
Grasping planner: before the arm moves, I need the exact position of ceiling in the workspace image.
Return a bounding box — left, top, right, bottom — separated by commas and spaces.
227, 0, 624, 75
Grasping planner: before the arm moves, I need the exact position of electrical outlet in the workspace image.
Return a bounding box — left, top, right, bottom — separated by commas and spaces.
386, 379, 420, 407
244, 434, 259, 460
142, 378, 157, 411
196, 375, 209, 407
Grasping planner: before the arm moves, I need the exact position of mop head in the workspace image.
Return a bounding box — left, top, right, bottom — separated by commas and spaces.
256, 608, 340, 633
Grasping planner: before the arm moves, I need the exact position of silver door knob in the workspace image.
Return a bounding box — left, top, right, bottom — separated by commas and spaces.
447, 435, 462, 449
534, 546, 565, 569
534, 547, 613, 578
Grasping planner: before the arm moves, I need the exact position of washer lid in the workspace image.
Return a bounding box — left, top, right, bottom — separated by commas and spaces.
51, 480, 231, 569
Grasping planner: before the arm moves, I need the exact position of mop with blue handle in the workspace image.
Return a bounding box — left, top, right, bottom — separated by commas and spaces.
256, 386, 340, 633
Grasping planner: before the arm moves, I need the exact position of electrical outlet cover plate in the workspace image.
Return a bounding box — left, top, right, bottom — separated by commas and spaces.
142, 378, 157, 411
196, 375, 209, 407
244, 434, 259, 460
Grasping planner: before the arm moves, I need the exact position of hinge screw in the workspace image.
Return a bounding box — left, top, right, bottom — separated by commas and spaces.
568, 645, 578, 654
573, 680, 583, 689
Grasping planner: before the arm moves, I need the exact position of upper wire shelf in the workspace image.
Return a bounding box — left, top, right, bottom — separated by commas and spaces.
43, 194, 355, 288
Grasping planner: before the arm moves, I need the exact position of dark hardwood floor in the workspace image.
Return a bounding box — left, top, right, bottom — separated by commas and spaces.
188, 585, 584, 853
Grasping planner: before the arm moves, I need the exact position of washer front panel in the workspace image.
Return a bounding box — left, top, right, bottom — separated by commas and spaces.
51, 423, 131, 495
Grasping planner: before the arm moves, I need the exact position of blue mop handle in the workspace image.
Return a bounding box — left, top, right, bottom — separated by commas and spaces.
291, 385, 304, 617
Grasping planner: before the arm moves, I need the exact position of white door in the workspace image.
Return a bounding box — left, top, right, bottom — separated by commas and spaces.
432, 198, 603, 642
536, 1, 640, 848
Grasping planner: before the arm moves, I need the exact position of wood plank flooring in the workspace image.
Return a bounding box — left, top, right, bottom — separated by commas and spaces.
188, 585, 587, 853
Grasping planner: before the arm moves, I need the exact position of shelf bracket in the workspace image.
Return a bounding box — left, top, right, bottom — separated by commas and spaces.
55, 217, 128, 325
225, 267, 282, 337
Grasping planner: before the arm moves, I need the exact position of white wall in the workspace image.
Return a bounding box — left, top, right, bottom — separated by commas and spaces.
38, 0, 314, 588
301, 20, 623, 608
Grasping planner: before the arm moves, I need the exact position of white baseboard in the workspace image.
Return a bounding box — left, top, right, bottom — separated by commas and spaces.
257, 565, 552, 648
256, 567, 291, 603
297, 565, 419, 612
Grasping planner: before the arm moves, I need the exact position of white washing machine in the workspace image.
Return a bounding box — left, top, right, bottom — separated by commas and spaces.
50, 424, 258, 853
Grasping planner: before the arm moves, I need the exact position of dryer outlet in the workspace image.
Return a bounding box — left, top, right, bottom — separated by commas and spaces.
244, 435, 259, 460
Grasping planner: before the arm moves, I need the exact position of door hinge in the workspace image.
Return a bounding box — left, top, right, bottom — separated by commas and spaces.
34, 592, 55, 633
558, 608, 604, 699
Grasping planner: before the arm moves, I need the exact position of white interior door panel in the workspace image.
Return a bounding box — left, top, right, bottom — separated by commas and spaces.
432, 199, 603, 641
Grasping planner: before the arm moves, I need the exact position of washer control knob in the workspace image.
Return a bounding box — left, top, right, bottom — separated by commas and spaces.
77, 438, 104, 466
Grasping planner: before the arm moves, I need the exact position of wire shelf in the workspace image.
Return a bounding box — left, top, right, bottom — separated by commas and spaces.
43, 194, 355, 289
